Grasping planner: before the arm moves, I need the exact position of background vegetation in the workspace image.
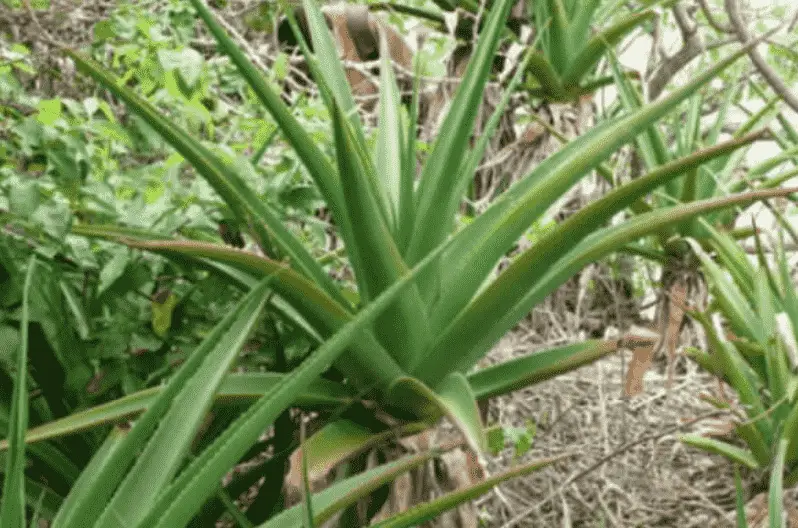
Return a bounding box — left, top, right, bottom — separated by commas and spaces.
1, 0, 798, 526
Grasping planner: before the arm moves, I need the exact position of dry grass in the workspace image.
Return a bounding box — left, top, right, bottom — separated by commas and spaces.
476, 297, 798, 527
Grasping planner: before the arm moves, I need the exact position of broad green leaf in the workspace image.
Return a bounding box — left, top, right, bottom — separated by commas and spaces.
52, 279, 272, 528
468, 340, 619, 400
0, 373, 354, 450
407, 0, 517, 265
137, 231, 454, 528
0, 256, 36, 528
370, 454, 566, 528
332, 104, 430, 370
95, 277, 271, 526
680, 434, 759, 469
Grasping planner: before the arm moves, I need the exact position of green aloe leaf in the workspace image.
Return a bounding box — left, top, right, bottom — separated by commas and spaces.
680, 434, 760, 469
690, 240, 762, 343
0, 256, 36, 528
420, 188, 798, 385
135, 232, 453, 528
301, 0, 365, 144
259, 450, 438, 528
0, 374, 354, 450
332, 104, 430, 370
184, 0, 340, 213
375, 36, 406, 233
95, 277, 272, 527
770, 440, 788, 528
546, 0, 571, 76
80, 236, 404, 390
734, 466, 749, 528
52, 279, 273, 528
430, 42, 756, 338
370, 454, 567, 528
51, 427, 128, 527
407, 0, 517, 265
468, 340, 619, 400
562, 8, 658, 88
388, 374, 485, 455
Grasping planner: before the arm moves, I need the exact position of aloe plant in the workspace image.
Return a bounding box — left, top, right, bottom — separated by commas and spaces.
681, 226, 798, 527
1, 0, 795, 525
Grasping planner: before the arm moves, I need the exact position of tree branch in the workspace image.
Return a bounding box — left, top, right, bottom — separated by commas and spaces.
647, 4, 704, 99
725, 0, 798, 114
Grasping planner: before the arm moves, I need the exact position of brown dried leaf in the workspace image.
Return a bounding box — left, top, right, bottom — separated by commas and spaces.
623, 325, 660, 397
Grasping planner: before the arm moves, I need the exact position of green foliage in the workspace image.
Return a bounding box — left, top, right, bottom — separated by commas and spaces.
682, 227, 798, 527
0, 0, 796, 526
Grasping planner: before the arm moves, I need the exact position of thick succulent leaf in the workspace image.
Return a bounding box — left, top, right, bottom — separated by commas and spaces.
95, 279, 271, 527
468, 340, 619, 400
0, 257, 36, 528
86, 236, 404, 390
51, 427, 127, 527
135, 235, 453, 528
692, 312, 773, 457
704, 222, 757, 302
783, 398, 798, 465
525, 53, 569, 100
680, 434, 760, 469
431, 43, 755, 336
184, 0, 342, 216
296, 420, 389, 478
388, 374, 486, 455
734, 467, 750, 528
414, 138, 768, 383
369, 454, 567, 528
301, 0, 365, 143
420, 188, 798, 385
608, 49, 670, 171
546, 0, 571, 76
258, 450, 437, 528
0, 373, 353, 450
333, 105, 430, 370
375, 38, 406, 232
407, 0, 517, 264
770, 440, 788, 528
562, 8, 657, 88
568, 0, 602, 55
689, 240, 762, 342
52, 279, 272, 528
64, 49, 345, 307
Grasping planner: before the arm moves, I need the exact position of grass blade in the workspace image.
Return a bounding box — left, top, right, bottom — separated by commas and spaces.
0, 256, 36, 528
370, 454, 567, 528
136, 231, 454, 528
52, 280, 273, 528
95, 278, 271, 526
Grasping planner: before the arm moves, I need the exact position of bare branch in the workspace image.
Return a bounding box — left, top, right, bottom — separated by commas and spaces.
725, 0, 798, 114
647, 4, 704, 99
696, 0, 732, 33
